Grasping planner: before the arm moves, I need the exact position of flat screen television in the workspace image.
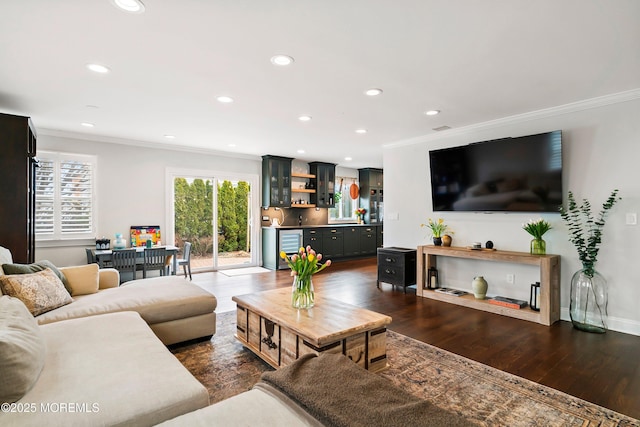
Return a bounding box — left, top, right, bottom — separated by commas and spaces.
429, 130, 562, 212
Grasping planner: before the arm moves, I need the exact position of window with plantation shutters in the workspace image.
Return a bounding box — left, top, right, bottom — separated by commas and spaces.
35, 152, 97, 240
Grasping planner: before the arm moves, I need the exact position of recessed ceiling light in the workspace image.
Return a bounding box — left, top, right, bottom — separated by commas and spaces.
164, 135, 175, 139
425, 110, 440, 116
344, 157, 352, 161
228, 143, 237, 147
297, 149, 305, 154
364, 88, 383, 96
111, 0, 145, 13
86, 63, 111, 74
298, 115, 312, 122
270, 55, 294, 66
216, 96, 234, 103
81, 122, 94, 127
355, 129, 367, 134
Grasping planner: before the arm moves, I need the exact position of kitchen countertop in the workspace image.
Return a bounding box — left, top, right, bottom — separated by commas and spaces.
262, 223, 381, 230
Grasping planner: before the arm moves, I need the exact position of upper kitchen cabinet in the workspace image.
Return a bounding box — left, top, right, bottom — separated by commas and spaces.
358, 168, 383, 224
309, 162, 336, 208
262, 155, 293, 208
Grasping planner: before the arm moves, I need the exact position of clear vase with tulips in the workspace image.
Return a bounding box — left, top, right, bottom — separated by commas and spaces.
280, 246, 332, 309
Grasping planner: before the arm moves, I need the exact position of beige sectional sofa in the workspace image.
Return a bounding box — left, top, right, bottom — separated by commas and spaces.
0, 245, 217, 426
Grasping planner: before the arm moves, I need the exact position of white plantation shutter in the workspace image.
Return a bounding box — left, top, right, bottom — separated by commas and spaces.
35, 152, 97, 240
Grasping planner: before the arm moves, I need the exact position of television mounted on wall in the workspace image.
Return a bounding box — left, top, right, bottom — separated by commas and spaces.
429, 130, 562, 212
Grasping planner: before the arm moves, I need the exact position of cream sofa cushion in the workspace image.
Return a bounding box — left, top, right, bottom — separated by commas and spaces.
1, 260, 70, 293
36, 276, 216, 325
1, 311, 209, 426
0, 296, 46, 404
0, 269, 72, 316
57, 263, 99, 296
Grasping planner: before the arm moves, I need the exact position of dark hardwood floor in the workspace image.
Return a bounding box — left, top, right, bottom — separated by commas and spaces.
191, 257, 640, 419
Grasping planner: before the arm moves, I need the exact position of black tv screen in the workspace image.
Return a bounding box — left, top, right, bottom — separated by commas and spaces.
429, 131, 562, 212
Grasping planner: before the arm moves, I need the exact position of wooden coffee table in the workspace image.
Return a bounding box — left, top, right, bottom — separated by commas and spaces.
232, 287, 392, 372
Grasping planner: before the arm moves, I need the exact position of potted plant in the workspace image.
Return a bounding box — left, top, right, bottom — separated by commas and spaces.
522, 218, 552, 255
560, 189, 620, 333
421, 218, 452, 246
355, 208, 366, 224
280, 246, 331, 309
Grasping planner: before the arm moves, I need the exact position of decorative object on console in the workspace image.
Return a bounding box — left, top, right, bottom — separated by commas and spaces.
560, 189, 620, 333
485, 240, 494, 249
530, 282, 541, 311
421, 218, 452, 246
471, 276, 488, 299
522, 218, 551, 255
442, 234, 452, 247
280, 246, 331, 309
427, 266, 438, 289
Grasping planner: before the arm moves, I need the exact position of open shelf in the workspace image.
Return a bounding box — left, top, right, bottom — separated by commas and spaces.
416, 245, 560, 326
291, 172, 315, 179
292, 188, 316, 193
290, 204, 316, 208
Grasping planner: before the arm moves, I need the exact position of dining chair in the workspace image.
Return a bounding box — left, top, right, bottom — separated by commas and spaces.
143, 247, 167, 279
111, 248, 138, 284
86, 248, 97, 264
176, 242, 192, 280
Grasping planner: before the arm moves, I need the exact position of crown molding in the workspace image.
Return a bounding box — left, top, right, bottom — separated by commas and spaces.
37, 128, 261, 161
384, 88, 640, 149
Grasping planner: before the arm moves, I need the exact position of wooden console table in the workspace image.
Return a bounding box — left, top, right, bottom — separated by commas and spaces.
416, 245, 560, 326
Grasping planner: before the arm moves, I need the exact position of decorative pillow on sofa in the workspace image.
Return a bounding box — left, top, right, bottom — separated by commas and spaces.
0, 269, 73, 316
58, 263, 100, 296
0, 295, 46, 403
2, 260, 70, 293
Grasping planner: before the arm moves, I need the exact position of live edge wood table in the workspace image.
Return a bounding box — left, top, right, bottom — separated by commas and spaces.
233, 288, 392, 372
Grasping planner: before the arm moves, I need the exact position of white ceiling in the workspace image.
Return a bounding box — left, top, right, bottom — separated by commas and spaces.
1, 1, 639, 168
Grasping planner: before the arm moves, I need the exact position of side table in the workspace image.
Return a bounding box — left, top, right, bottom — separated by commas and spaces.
377, 247, 417, 293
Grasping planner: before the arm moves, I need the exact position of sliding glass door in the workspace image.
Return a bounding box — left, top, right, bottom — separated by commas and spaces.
167, 168, 259, 271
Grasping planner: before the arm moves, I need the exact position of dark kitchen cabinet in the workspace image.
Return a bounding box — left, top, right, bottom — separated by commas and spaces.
262, 155, 293, 208
0, 113, 37, 263
359, 227, 377, 255
303, 228, 323, 254
343, 227, 360, 256
358, 168, 383, 224
309, 162, 336, 208
322, 227, 343, 258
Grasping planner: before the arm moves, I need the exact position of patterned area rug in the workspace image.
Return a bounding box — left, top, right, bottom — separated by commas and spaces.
171, 311, 639, 427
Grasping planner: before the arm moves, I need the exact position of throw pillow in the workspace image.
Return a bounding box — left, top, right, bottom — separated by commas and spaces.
0, 295, 46, 403
59, 263, 99, 296
0, 269, 73, 316
2, 260, 71, 293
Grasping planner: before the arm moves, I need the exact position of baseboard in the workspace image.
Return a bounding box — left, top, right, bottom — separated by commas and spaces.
560, 308, 640, 336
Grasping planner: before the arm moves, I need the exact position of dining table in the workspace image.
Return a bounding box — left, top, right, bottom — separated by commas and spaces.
93, 245, 180, 275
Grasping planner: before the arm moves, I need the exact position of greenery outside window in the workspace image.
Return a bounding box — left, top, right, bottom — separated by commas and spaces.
35, 151, 97, 240
329, 177, 359, 222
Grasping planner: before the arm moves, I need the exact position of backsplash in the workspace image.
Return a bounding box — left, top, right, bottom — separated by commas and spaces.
261, 207, 329, 227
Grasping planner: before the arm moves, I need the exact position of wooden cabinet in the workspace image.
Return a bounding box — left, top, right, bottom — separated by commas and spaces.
262, 155, 293, 208
309, 162, 336, 208
0, 113, 37, 263
416, 246, 560, 326
358, 168, 383, 224
377, 247, 416, 293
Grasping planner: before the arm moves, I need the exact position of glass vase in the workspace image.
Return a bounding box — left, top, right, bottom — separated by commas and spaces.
569, 268, 608, 333
530, 238, 546, 255
291, 275, 314, 309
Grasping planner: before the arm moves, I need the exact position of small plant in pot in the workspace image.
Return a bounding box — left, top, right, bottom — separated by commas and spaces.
560, 189, 620, 333
421, 218, 452, 246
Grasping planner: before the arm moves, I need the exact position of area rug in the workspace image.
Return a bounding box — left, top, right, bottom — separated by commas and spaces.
171, 311, 639, 427
218, 266, 271, 277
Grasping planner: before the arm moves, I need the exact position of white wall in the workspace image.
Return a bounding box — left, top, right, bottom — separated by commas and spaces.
36, 135, 261, 267
383, 94, 640, 335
